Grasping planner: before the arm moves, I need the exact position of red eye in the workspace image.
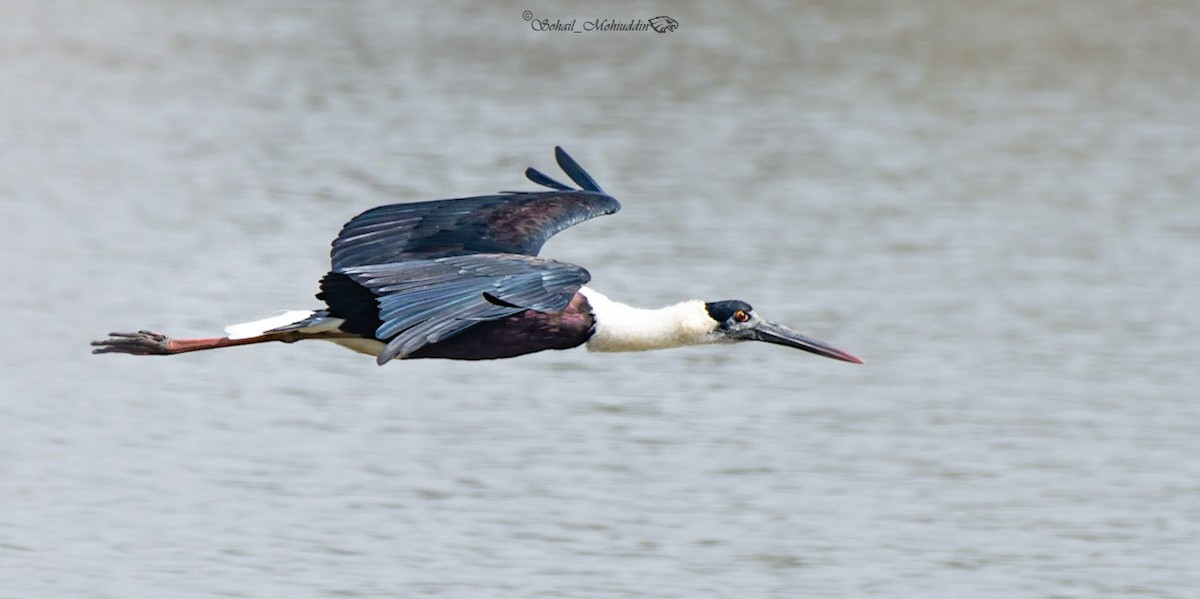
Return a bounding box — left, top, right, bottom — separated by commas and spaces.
733, 310, 749, 323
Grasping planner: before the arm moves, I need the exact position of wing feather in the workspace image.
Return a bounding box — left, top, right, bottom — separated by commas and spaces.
554, 146, 604, 193
523, 167, 573, 191
330, 148, 619, 268
340, 255, 590, 364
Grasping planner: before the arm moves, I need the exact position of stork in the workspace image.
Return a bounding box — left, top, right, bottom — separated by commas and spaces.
92, 148, 863, 365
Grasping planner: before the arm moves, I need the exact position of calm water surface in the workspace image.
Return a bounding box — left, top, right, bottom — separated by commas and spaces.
2, 2, 1198, 598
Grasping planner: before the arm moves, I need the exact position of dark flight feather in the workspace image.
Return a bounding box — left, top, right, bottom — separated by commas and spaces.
554, 146, 604, 193
330, 148, 619, 269
523, 167, 573, 191
340, 255, 590, 364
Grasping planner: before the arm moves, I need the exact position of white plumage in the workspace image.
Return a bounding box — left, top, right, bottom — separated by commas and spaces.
224, 309, 350, 339
579, 286, 719, 353
224, 310, 384, 356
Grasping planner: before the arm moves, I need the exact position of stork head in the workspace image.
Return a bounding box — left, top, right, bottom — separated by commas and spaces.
704, 300, 863, 364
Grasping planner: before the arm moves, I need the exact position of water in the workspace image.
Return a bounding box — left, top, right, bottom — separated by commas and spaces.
3, 1, 1198, 597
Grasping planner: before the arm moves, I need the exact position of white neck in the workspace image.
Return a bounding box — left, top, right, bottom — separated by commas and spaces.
579, 286, 717, 353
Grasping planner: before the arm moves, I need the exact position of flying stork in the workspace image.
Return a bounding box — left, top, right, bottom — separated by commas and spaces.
92, 148, 863, 365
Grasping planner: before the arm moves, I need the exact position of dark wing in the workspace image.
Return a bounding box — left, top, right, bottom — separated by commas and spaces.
341, 254, 590, 364
331, 147, 619, 269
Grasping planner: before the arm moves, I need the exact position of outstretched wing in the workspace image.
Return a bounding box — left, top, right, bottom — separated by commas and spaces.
330, 147, 619, 269
340, 254, 590, 364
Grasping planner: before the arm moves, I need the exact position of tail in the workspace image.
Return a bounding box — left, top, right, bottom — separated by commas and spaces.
224, 309, 342, 339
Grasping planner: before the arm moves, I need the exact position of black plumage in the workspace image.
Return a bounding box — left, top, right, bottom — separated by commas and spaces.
330, 148, 616, 267
317, 147, 619, 363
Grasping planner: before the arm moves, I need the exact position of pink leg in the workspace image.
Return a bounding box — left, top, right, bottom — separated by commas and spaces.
90, 330, 280, 356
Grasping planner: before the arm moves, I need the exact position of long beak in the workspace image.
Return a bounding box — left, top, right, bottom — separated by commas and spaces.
750, 320, 864, 364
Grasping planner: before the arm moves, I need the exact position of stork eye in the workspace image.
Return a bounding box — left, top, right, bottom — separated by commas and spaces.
733, 310, 749, 323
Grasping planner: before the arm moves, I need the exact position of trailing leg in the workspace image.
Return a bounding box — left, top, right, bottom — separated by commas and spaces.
90, 330, 284, 356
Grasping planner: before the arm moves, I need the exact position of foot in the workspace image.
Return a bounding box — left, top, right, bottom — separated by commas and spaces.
91, 331, 173, 355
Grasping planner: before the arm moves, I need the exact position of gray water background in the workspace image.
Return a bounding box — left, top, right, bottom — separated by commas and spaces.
2, 1, 1198, 597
